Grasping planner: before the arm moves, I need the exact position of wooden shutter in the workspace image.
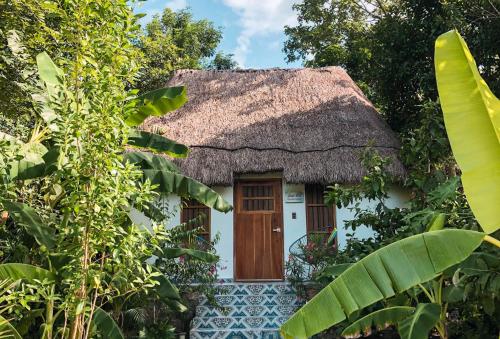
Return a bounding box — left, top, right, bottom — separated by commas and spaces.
305, 184, 336, 235
180, 199, 210, 241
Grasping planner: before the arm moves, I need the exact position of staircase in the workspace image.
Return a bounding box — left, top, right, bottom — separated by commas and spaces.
190, 282, 301, 339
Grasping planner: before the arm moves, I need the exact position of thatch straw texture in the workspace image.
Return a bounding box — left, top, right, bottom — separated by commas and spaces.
144, 67, 405, 185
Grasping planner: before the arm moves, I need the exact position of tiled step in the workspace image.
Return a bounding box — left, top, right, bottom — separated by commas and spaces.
190, 283, 298, 339
213, 283, 295, 296
198, 294, 301, 307
191, 316, 288, 331
190, 329, 281, 339
196, 304, 297, 317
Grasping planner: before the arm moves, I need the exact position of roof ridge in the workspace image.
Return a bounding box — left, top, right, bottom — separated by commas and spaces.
171, 66, 343, 76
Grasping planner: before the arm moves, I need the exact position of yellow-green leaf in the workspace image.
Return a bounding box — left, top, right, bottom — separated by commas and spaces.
434, 30, 500, 234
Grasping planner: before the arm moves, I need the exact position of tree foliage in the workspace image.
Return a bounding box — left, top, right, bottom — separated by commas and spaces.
0, 1, 230, 338
137, 8, 223, 92
284, 0, 500, 136
204, 52, 239, 70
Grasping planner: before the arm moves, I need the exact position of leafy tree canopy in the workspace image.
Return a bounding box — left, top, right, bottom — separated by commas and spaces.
137, 8, 223, 92
204, 52, 239, 70
284, 0, 500, 134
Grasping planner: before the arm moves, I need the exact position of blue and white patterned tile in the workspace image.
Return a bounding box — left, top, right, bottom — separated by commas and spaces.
191, 282, 298, 339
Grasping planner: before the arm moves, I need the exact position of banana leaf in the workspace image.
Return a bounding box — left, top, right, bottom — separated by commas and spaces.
36, 52, 64, 102
152, 274, 181, 301
1, 201, 55, 249
0, 264, 55, 282
124, 152, 232, 212
398, 303, 441, 339
426, 213, 446, 232
0, 315, 21, 339
280, 229, 485, 339
123, 151, 179, 173
92, 308, 124, 339
141, 169, 232, 213
125, 86, 187, 127
435, 30, 500, 233
128, 130, 189, 158
8, 142, 48, 181
36, 52, 64, 87
341, 306, 415, 337
4, 144, 59, 181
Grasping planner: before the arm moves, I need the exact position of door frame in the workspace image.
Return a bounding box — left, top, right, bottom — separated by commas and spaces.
233, 178, 285, 281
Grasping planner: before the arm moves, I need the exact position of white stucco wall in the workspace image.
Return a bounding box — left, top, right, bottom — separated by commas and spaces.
282, 184, 307, 263
130, 182, 408, 279
336, 187, 409, 249
210, 187, 234, 279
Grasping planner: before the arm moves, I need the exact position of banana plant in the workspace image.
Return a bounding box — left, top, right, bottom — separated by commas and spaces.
280, 30, 499, 339
435, 30, 500, 234
280, 230, 486, 338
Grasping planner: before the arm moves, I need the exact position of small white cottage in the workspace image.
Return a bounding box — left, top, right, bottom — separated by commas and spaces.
137, 67, 406, 281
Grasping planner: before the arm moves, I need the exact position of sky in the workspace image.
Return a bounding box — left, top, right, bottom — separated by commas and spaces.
135, 0, 303, 69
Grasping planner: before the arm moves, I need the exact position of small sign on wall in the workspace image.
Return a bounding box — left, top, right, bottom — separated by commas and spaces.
285, 185, 304, 203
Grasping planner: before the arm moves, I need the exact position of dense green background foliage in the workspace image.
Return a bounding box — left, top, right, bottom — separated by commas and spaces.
284, 0, 500, 135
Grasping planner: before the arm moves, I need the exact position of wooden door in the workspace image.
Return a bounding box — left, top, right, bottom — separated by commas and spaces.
234, 179, 284, 281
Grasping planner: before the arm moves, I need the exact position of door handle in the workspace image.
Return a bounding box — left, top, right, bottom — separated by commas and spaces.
272, 228, 281, 233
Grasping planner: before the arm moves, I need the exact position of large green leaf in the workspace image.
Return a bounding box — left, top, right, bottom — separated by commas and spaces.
125, 87, 187, 127
36, 52, 64, 90
1, 201, 55, 249
7, 142, 49, 181
435, 30, 500, 233
398, 303, 441, 339
0, 264, 55, 282
92, 308, 124, 339
426, 213, 446, 232
125, 152, 232, 212
152, 274, 180, 301
127, 130, 189, 158
280, 229, 484, 339
142, 170, 232, 213
163, 248, 218, 263
123, 151, 179, 173
150, 274, 187, 312
0, 315, 21, 339
341, 306, 415, 337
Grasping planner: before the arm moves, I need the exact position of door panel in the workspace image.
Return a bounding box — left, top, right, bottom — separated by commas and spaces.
234, 180, 284, 280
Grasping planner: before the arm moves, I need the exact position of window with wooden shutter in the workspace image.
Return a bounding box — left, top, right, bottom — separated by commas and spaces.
180, 199, 210, 241
305, 184, 336, 236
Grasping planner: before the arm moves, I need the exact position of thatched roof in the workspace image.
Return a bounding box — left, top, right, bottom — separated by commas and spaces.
144, 67, 405, 186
